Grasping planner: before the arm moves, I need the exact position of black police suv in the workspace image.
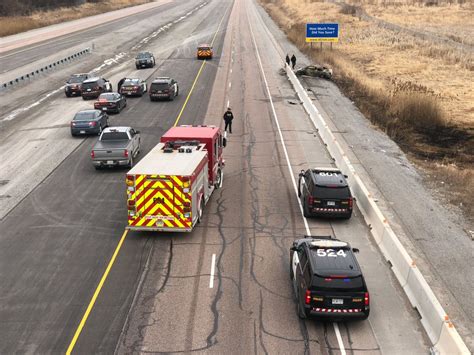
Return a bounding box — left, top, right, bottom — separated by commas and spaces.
290, 236, 369, 320
298, 168, 353, 219
149, 77, 179, 101
65, 73, 90, 97
81, 77, 113, 100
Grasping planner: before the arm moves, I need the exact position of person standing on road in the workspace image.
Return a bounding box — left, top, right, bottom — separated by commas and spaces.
291, 54, 297, 69
285, 54, 290, 66
117, 77, 126, 93
223, 107, 234, 134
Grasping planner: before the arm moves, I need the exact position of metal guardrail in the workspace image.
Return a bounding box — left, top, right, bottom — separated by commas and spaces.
0, 48, 91, 91
286, 64, 470, 355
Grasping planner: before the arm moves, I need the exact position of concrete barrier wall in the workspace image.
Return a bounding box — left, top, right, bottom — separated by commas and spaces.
286, 65, 470, 355
0, 48, 91, 91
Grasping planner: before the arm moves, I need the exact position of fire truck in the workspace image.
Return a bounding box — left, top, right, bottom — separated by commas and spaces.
125, 125, 226, 232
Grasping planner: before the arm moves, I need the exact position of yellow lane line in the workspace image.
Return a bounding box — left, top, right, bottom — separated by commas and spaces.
66, 229, 128, 355
173, 60, 207, 127
66, 6, 230, 354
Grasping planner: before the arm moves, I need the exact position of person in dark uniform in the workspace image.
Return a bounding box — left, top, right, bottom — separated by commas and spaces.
291, 54, 296, 69
223, 107, 234, 134
117, 77, 126, 93
285, 54, 290, 66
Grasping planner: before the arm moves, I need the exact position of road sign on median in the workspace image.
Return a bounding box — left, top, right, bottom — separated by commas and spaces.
306, 23, 339, 42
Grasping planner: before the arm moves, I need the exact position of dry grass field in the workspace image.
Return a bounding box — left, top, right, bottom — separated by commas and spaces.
0, 0, 152, 37
261, 0, 473, 222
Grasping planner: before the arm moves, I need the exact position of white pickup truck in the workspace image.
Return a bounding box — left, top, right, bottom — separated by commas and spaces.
91, 127, 140, 169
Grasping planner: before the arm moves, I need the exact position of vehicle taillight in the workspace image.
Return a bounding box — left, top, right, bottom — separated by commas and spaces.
183, 176, 190, 188
364, 292, 369, 306
123, 150, 129, 158
70, 121, 75, 127
90, 150, 95, 159
126, 175, 135, 186
308, 196, 314, 206
305, 290, 311, 305
183, 201, 191, 212
89, 121, 97, 127
134, 86, 139, 89
349, 197, 353, 208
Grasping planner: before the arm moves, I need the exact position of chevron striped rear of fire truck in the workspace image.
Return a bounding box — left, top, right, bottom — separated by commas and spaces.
126, 174, 193, 231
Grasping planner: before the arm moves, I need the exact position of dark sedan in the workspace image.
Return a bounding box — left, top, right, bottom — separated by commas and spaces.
94, 93, 127, 113
70, 109, 108, 136
119, 78, 147, 97
65, 73, 89, 97
135, 52, 155, 69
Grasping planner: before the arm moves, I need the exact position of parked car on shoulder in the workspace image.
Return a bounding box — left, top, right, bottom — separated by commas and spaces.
197, 44, 213, 59
298, 167, 353, 219
149, 77, 179, 101
70, 109, 108, 136
119, 78, 147, 97
135, 52, 155, 69
94, 93, 127, 113
91, 127, 141, 169
81, 77, 112, 99
65, 73, 90, 97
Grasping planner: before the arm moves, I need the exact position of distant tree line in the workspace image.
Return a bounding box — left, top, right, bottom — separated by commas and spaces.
0, 0, 105, 16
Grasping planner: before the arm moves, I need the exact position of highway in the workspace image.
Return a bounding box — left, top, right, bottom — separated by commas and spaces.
0, 0, 469, 352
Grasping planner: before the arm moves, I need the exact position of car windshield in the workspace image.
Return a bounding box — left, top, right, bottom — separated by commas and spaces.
123, 79, 140, 86
98, 93, 115, 100
136, 53, 151, 59
74, 112, 97, 121
101, 132, 129, 140
312, 186, 351, 199
68, 76, 86, 84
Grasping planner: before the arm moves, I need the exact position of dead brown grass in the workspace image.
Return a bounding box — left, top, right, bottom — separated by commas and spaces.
261, 0, 474, 222
0, 0, 152, 37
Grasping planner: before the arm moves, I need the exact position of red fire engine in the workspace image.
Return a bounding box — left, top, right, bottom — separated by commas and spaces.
125, 125, 225, 232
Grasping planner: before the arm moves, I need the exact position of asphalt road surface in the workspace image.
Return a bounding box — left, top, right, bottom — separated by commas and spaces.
0, 0, 469, 352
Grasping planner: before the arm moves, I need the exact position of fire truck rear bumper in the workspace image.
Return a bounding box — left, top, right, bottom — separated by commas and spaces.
126, 225, 193, 232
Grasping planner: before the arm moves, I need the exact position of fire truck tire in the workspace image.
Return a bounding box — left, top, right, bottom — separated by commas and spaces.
215, 169, 222, 189
197, 199, 204, 223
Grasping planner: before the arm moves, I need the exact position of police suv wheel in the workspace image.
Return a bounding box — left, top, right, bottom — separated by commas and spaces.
303, 200, 311, 218
297, 296, 307, 319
